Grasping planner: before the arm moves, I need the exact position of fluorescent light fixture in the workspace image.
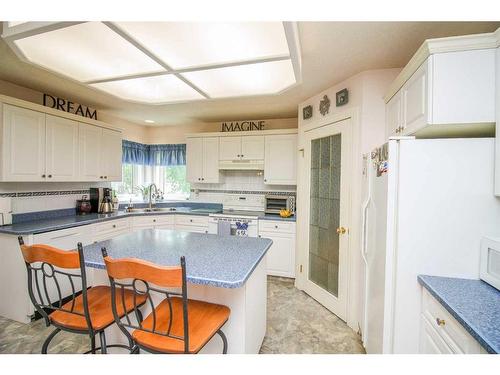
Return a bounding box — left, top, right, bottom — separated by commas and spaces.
182, 60, 296, 98
115, 22, 290, 70
13, 22, 164, 82
90, 74, 205, 104
2, 21, 301, 103
144, 120, 155, 123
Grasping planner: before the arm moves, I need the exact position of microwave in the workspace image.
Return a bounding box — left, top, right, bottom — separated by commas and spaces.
480, 236, 500, 290
264, 194, 295, 214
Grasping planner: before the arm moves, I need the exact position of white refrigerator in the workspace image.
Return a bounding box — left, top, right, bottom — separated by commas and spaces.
361, 137, 500, 354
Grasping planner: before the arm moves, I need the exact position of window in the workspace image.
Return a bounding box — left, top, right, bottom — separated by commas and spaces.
112, 164, 190, 202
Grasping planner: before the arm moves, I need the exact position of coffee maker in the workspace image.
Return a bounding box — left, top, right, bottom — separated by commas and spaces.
89, 187, 113, 213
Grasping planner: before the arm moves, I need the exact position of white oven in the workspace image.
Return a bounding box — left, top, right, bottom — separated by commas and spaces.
480, 236, 500, 290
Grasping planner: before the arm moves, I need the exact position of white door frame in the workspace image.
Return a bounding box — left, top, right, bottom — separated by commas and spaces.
295, 108, 361, 331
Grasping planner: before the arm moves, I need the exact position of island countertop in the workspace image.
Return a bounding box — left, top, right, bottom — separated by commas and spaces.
82, 229, 272, 289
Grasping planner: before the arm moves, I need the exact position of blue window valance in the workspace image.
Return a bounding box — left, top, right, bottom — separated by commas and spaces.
122, 140, 186, 166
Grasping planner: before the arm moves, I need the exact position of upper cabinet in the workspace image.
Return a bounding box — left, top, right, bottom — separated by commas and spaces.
385, 37, 497, 138
1, 104, 46, 181
219, 135, 264, 161
186, 137, 220, 183
264, 134, 297, 185
0, 98, 122, 182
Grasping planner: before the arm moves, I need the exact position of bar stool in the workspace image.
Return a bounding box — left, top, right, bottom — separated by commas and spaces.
18, 237, 147, 354
101, 248, 230, 354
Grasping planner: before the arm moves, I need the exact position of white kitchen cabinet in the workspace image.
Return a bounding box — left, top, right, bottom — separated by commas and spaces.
100, 128, 122, 182
187, 137, 220, 183
219, 137, 242, 160
79, 123, 103, 181
258, 220, 296, 278
494, 46, 500, 196
1, 104, 46, 181
45, 114, 79, 181
419, 288, 484, 354
386, 48, 496, 138
219, 136, 264, 161
264, 134, 297, 185
92, 218, 130, 242
132, 215, 175, 231
175, 215, 209, 233
385, 91, 403, 138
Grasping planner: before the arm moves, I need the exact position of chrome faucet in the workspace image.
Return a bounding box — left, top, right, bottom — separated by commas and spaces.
148, 183, 158, 210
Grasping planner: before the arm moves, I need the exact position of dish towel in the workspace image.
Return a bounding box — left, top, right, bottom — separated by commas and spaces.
217, 220, 231, 236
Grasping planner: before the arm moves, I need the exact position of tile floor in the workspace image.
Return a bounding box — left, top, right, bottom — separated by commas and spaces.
0, 276, 364, 354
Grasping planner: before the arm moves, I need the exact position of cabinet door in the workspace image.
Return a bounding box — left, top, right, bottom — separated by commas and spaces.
241, 135, 264, 160
264, 134, 297, 185
259, 231, 295, 277
100, 128, 122, 182
402, 61, 428, 135
186, 137, 203, 183
202, 137, 220, 183
419, 317, 453, 354
78, 123, 102, 181
219, 137, 241, 161
2, 104, 45, 181
45, 115, 79, 181
175, 224, 208, 233
386, 91, 402, 138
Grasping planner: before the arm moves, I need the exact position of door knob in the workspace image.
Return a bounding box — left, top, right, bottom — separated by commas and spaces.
336, 226, 347, 235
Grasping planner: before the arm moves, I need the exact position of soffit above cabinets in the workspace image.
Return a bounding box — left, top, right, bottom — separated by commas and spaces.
1, 21, 302, 105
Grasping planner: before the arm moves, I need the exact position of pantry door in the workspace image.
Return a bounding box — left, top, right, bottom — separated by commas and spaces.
302, 118, 352, 321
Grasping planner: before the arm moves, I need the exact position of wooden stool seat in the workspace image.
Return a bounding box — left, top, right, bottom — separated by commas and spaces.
50, 285, 147, 331
132, 297, 230, 354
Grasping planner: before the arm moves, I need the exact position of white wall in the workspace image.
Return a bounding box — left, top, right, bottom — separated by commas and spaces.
296, 68, 401, 333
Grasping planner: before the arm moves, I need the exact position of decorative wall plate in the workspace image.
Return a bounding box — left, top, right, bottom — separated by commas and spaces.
336, 88, 349, 106
319, 95, 330, 116
303, 105, 313, 120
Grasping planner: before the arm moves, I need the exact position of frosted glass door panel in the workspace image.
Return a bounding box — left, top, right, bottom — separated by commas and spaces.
309, 134, 341, 297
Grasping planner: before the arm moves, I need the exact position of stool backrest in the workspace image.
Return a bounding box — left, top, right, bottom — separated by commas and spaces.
18, 237, 92, 330
101, 248, 189, 353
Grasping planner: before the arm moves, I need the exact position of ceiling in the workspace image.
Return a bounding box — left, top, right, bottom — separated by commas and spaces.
0, 21, 499, 126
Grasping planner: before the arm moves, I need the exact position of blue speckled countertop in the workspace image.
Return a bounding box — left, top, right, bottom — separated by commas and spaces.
0, 205, 295, 235
83, 229, 272, 289
418, 275, 500, 354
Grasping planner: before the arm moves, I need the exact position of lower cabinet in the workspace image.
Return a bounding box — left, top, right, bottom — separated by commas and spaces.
132, 215, 175, 231
92, 218, 131, 242
419, 288, 485, 354
174, 215, 209, 233
258, 220, 296, 278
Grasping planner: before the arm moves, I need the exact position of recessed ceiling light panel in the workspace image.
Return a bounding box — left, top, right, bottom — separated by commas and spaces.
90, 74, 205, 104
13, 22, 164, 82
182, 59, 296, 98
114, 22, 290, 69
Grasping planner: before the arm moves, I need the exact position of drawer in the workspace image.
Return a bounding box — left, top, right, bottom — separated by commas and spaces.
94, 218, 130, 235
132, 215, 174, 227
175, 224, 209, 234
175, 215, 208, 227
33, 225, 93, 249
258, 220, 295, 234
422, 288, 482, 354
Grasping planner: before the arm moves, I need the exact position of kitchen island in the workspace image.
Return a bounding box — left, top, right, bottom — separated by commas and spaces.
83, 229, 272, 354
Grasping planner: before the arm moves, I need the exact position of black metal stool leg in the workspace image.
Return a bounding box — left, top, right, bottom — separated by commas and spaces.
90, 334, 96, 354
99, 331, 107, 354
42, 328, 61, 354
217, 329, 228, 354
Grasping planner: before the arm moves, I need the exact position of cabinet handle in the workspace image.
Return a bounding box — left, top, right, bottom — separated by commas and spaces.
104, 176, 108, 179
48, 175, 52, 178
241, 154, 244, 158
42, 174, 46, 178
112, 224, 116, 228
264, 179, 267, 182
275, 225, 278, 229
201, 178, 204, 181
258, 235, 261, 238
436, 318, 445, 327
153, 219, 156, 223
100, 176, 103, 179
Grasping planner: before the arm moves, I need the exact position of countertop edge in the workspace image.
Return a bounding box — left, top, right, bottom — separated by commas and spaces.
84, 237, 272, 289
417, 275, 498, 354
0, 211, 296, 235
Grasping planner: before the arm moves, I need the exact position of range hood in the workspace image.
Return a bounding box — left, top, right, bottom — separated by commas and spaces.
219, 159, 264, 170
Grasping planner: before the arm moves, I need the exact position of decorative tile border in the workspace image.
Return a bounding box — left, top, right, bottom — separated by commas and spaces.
0, 189, 90, 198
191, 189, 296, 196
